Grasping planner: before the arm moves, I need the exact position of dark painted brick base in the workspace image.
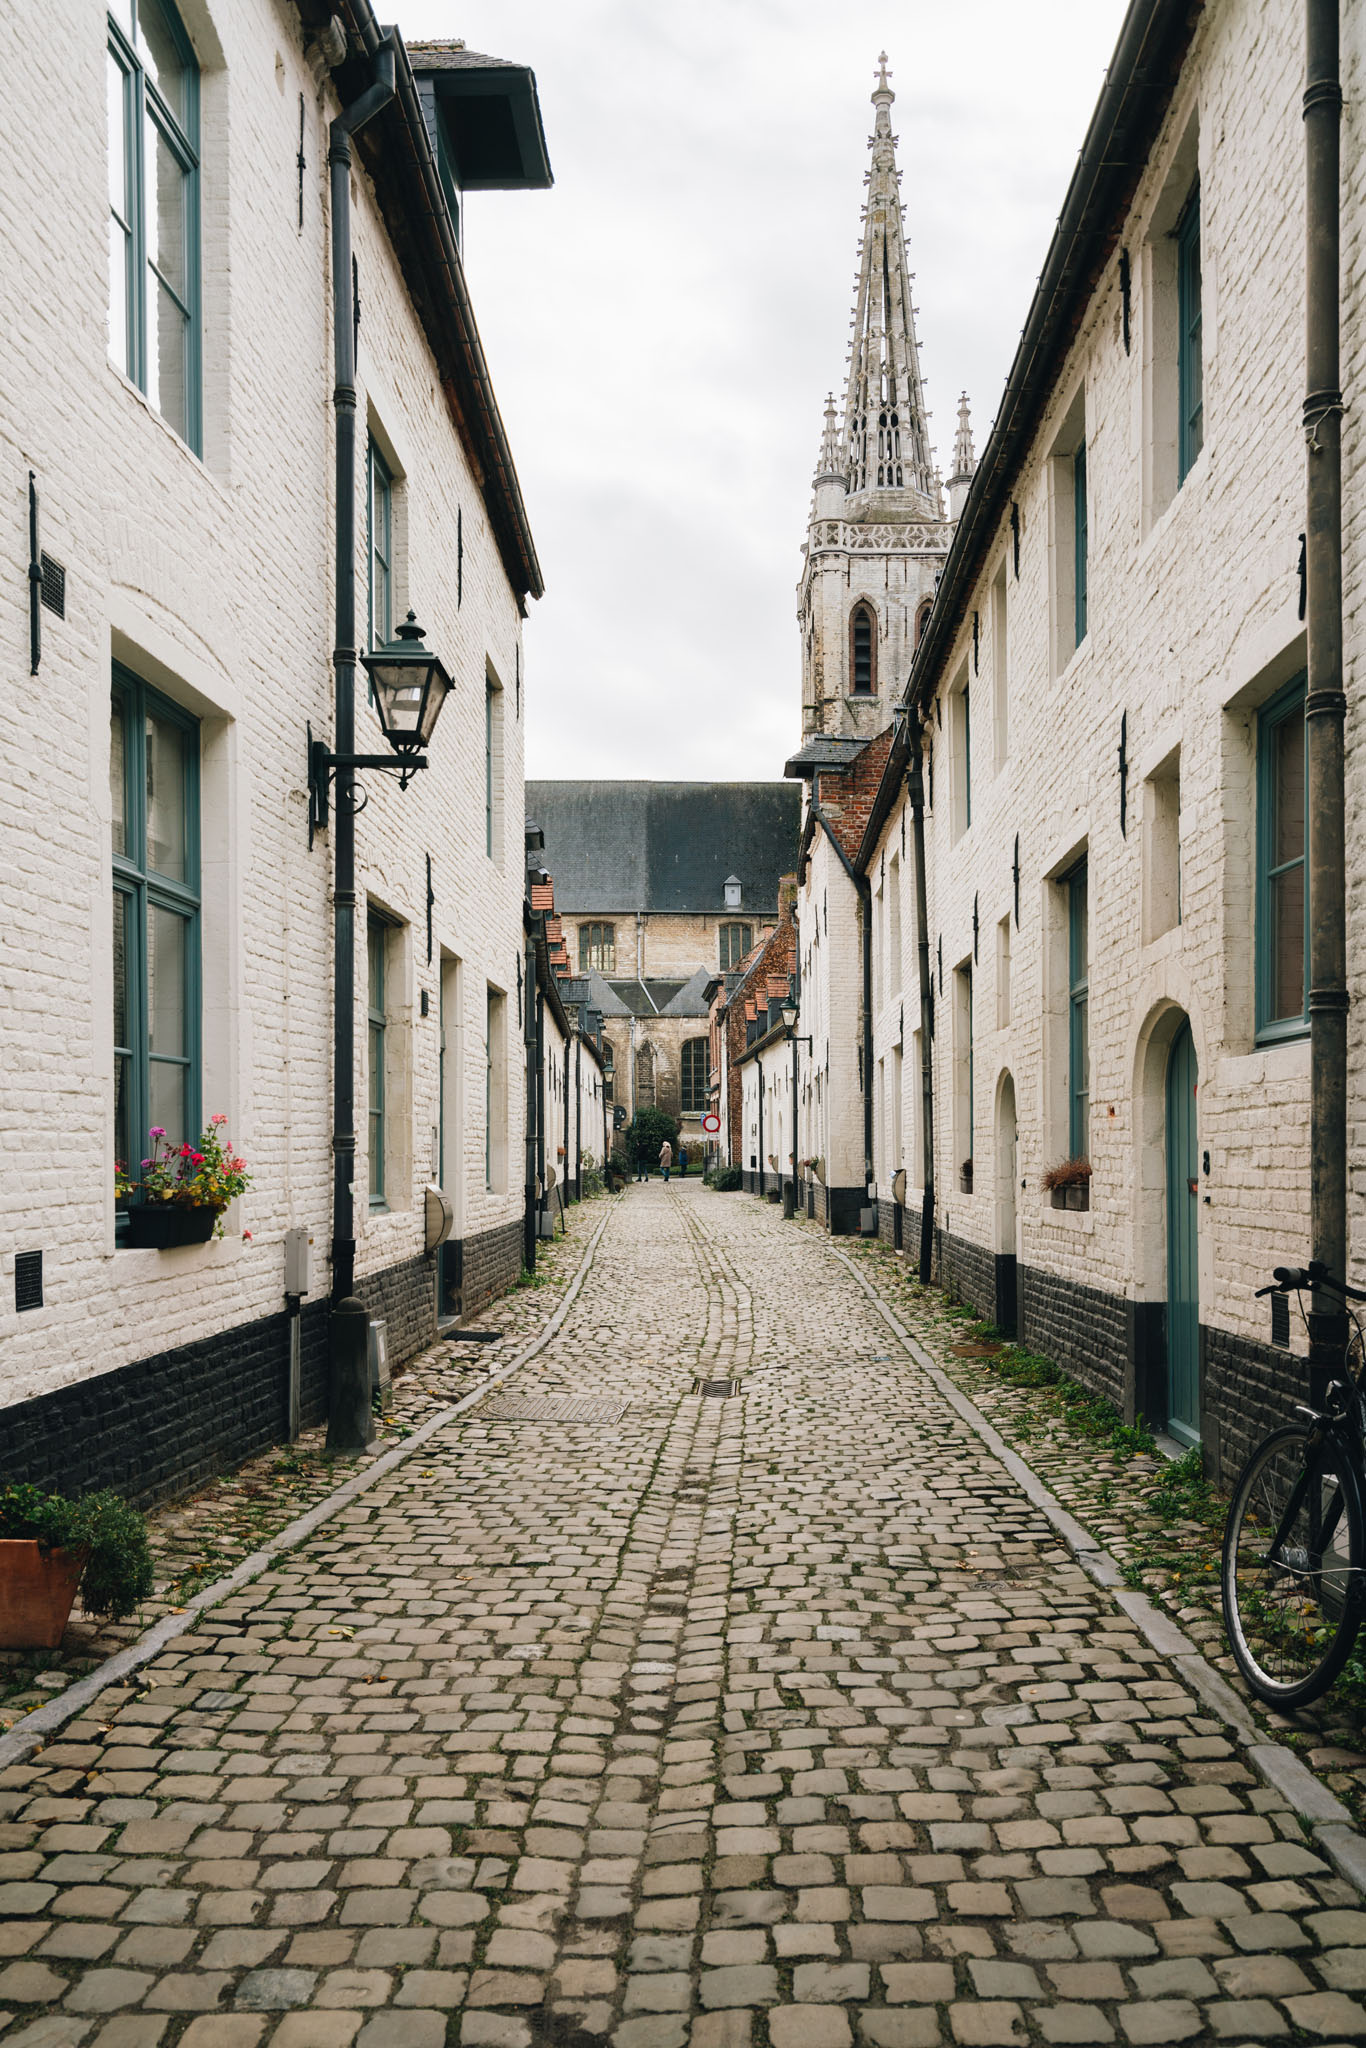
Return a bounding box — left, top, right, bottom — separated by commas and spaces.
0, 1299, 331, 1510
1202, 1322, 1307, 1493
0, 1230, 523, 1510
453, 1218, 523, 1318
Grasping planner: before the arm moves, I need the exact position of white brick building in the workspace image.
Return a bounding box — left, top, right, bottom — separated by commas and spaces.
791, 0, 1365, 1487
0, 0, 549, 1498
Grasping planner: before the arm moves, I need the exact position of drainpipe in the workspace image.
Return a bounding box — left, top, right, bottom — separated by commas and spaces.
535, 982, 547, 1241
908, 734, 936, 1285
327, 33, 395, 1308
325, 35, 394, 1449
810, 796, 874, 1219
757, 1059, 764, 1197
574, 1036, 582, 1198
1304, 0, 1347, 1395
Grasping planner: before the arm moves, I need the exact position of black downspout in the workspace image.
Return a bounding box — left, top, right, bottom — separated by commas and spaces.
328, 35, 395, 1312
1305, 0, 1347, 1394
563, 1032, 571, 1225
524, 935, 538, 1273
908, 735, 936, 1285
575, 1037, 582, 1198
811, 797, 874, 1219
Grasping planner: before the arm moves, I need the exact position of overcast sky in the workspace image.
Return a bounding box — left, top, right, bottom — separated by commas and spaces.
394, 1, 1129, 781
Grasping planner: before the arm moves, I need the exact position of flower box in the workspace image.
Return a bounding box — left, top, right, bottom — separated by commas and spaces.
1050, 1183, 1090, 1212
125, 1203, 218, 1248
0, 1541, 88, 1650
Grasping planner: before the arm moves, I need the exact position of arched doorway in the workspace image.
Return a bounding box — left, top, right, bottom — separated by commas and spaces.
995, 1072, 1019, 1338
1165, 1020, 1200, 1444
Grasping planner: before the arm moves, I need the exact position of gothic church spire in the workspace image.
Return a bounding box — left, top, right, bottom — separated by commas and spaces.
841, 55, 938, 511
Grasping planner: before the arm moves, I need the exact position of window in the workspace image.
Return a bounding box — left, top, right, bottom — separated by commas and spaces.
111, 666, 200, 1215
681, 1039, 710, 1114
368, 438, 393, 654
1050, 388, 1087, 672
484, 680, 494, 856
367, 917, 389, 1208
1067, 862, 1090, 1157
954, 964, 974, 1171
1256, 676, 1308, 1039
950, 665, 972, 840
850, 604, 876, 696
484, 669, 504, 864
107, 0, 200, 450
1144, 749, 1182, 942
580, 923, 616, 974
719, 923, 752, 971
485, 987, 508, 1191
887, 854, 902, 995
1177, 188, 1203, 482
914, 599, 932, 650
991, 559, 1008, 770
997, 915, 1012, 1028
1073, 443, 1088, 648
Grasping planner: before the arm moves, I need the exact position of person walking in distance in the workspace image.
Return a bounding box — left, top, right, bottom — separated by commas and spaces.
659, 1137, 673, 1184
678, 1143, 689, 1179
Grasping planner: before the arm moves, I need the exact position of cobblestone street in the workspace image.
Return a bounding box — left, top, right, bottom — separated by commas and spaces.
4, 1185, 1366, 2048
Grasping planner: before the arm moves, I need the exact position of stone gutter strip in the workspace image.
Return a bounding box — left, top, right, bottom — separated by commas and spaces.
0, 1199, 617, 1774
829, 1240, 1366, 1899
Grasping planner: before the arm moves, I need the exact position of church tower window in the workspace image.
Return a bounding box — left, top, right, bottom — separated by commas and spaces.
851, 605, 876, 697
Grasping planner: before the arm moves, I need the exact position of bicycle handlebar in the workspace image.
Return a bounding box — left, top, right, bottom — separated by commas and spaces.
1257, 1261, 1366, 1303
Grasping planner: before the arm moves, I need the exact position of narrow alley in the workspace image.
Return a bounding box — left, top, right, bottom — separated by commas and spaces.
1, 1186, 1363, 2048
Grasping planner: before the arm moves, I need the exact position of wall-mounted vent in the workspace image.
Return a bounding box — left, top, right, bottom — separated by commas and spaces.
14, 1251, 42, 1312
1270, 1291, 1290, 1349
39, 554, 65, 617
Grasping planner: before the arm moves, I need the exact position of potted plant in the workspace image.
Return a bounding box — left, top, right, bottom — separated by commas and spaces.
1042, 1156, 1092, 1210
960, 1157, 974, 1194
0, 1485, 155, 1649
122, 1117, 252, 1248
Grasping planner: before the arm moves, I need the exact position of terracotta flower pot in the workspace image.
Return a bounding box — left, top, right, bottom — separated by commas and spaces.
0, 1541, 88, 1650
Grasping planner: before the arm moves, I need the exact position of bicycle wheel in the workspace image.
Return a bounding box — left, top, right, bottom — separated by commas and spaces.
1222, 1424, 1365, 1707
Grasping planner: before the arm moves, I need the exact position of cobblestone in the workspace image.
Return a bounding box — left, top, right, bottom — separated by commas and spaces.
0, 1188, 1363, 2043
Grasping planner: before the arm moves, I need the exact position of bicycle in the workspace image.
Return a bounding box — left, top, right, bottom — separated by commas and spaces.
1222, 1260, 1366, 1707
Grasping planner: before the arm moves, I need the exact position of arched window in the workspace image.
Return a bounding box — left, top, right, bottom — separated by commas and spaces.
107, 0, 201, 451
681, 1039, 710, 1114
850, 605, 876, 696
915, 599, 933, 650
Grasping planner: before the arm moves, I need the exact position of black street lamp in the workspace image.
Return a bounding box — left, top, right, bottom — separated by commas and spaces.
779, 1000, 813, 1222
309, 613, 452, 835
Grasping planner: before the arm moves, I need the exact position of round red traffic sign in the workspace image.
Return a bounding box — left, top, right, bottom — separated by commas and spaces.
701, 1113, 721, 1134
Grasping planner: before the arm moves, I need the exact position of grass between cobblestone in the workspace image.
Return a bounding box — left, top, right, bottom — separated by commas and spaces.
0, 1193, 611, 1739
834, 1223, 1366, 1831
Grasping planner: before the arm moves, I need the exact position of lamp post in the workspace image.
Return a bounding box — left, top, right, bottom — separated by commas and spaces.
308, 611, 453, 1453
779, 1000, 813, 1223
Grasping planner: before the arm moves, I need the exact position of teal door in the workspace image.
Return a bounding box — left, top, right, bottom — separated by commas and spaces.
1165, 1020, 1200, 1444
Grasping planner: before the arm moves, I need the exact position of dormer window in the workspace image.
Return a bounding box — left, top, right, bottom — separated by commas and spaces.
724, 875, 743, 911
851, 604, 876, 696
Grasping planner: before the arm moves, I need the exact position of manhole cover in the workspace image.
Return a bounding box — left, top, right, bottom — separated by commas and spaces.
449, 1330, 503, 1344
480, 1395, 627, 1423
693, 1378, 739, 1398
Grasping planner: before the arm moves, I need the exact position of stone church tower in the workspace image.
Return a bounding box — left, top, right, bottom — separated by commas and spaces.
798, 58, 961, 740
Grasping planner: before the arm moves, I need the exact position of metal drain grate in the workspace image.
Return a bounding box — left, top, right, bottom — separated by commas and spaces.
693, 1378, 739, 1398
480, 1394, 627, 1424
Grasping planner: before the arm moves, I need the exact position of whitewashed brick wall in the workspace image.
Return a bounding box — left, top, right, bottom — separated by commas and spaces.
0, 0, 533, 1400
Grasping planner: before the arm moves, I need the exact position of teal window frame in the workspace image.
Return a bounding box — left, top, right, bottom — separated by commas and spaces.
367, 436, 393, 660
961, 965, 974, 1168
367, 915, 389, 1209
485, 680, 494, 856
1073, 442, 1088, 648
1255, 675, 1309, 1042
106, 0, 201, 453
1177, 186, 1204, 482
111, 664, 201, 1233
485, 987, 496, 1190
681, 1039, 710, 1114
1067, 860, 1089, 1158
962, 682, 972, 829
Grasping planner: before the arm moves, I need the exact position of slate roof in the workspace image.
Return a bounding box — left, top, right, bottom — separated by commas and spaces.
525, 781, 802, 917
783, 737, 867, 778
405, 42, 524, 70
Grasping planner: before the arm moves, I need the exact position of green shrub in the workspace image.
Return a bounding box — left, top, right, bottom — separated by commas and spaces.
0, 1485, 155, 1621
623, 1107, 680, 1170
707, 1165, 744, 1192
